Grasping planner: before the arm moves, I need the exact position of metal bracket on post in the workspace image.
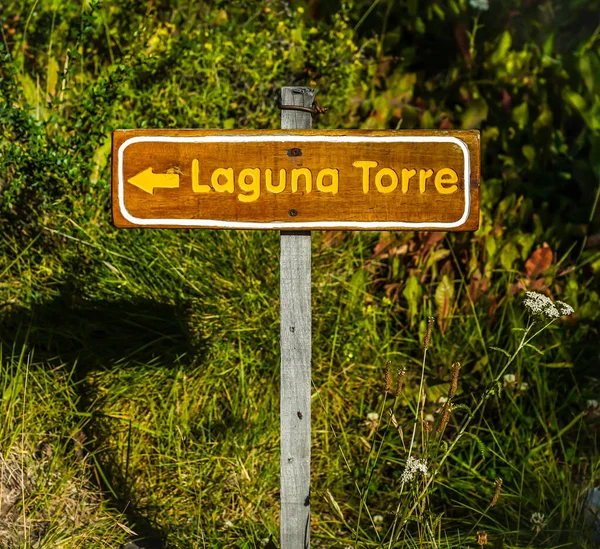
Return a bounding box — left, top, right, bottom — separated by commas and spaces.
279, 86, 315, 549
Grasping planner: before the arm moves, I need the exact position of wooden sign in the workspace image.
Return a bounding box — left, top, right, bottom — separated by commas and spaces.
112, 130, 480, 231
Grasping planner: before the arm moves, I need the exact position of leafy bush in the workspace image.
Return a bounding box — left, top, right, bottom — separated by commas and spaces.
0, 0, 362, 239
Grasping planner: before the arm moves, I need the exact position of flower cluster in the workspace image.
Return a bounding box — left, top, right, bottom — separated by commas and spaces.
469, 0, 489, 10
523, 291, 574, 319
365, 412, 380, 438
530, 512, 546, 533
400, 456, 428, 484
503, 374, 529, 392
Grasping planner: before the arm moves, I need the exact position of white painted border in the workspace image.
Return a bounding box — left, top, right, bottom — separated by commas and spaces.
118, 134, 471, 229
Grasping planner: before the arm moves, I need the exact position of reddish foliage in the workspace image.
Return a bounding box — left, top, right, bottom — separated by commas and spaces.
501, 89, 511, 111
525, 243, 553, 279
440, 116, 454, 129
424, 231, 445, 250
453, 23, 471, 69
322, 231, 344, 248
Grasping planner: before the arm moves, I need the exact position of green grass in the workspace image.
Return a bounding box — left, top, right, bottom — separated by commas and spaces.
1, 228, 597, 547
0, 347, 131, 548
1, 0, 599, 547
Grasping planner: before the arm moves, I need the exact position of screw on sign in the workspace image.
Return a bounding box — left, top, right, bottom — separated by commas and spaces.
111, 87, 481, 548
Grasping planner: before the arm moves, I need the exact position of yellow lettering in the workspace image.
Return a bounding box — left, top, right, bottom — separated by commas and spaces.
238, 168, 261, 202
291, 168, 312, 193
191, 159, 211, 193
265, 169, 286, 194
353, 160, 378, 193
316, 168, 339, 194
375, 168, 398, 194
419, 169, 433, 194
401, 168, 417, 193
211, 168, 234, 193
434, 168, 459, 194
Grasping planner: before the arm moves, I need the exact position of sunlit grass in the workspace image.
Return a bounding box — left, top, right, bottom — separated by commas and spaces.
3, 225, 596, 547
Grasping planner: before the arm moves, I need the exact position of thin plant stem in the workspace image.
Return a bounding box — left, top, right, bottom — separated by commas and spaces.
386, 316, 555, 544
354, 393, 390, 545
384, 341, 429, 548
354, 0, 381, 32
310, 378, 374, 542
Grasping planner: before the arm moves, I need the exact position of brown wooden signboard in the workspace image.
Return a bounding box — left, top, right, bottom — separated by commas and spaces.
111, 129, 480, 231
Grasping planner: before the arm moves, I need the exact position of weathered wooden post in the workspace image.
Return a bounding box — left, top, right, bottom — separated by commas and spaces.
279, 86, 315, 549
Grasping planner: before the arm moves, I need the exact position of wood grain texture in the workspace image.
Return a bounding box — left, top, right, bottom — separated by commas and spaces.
280, 87, 313, 549
112, 129, 480, 231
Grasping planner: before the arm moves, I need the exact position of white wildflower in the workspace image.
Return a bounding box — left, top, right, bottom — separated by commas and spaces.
587, 399, 599, 409
400, 456, 428, 484
224, 520, 234, 528
523, 291, 574, 320
530, 512, 546, 533
373, 515, 384, 523
365, 411, 380, 437
555, 300, 574, 316
519, 382, 529, 391
469, 0, 489, 10
438, 396, 448, 405
503, 373, 516, 386
523, 291, 553, 315
523, 291, 559, 318
424, 413, 435, 423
